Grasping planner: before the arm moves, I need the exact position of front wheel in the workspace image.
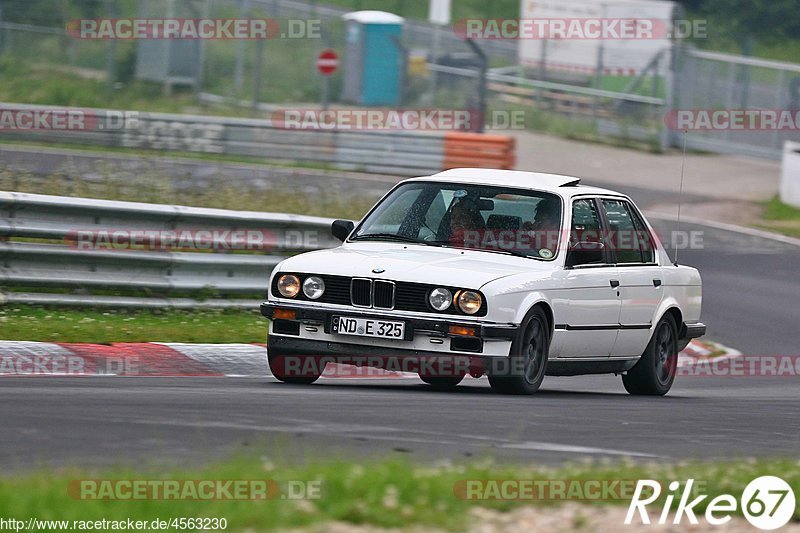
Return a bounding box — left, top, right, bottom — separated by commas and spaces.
419, 374, 464, 389
268, 353, 322, 385
622, 314, 678, 396
487, 307, 550, 395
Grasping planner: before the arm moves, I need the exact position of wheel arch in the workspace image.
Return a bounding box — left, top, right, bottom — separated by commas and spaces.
662, 306, 683, 337
517, 300, 554, 339
652, 295, 684, 336
532, 301, 554, 337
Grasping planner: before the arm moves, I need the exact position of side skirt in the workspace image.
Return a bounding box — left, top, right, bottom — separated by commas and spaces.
545, 358, 639, 377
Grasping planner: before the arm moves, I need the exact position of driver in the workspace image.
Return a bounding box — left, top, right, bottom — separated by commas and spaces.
522, 198, 561, 251
448, 196, 485, 246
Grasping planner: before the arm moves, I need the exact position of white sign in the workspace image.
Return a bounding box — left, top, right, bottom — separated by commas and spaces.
781, 141, 800, 208
429, 0, 451, 25
518, 0, 676, 76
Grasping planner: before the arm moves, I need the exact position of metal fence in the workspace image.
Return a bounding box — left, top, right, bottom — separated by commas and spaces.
2, 1, 800, 158
432, 61, 670, 150
0, 190, 337, 308
672, 47, 800, 159
0, 102, 449, 176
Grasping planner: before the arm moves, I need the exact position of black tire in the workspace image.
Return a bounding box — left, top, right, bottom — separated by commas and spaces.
419, 374, 465, 389
487, 307, 550, 395
267, 353, 322, 385
622, 314, 678, 396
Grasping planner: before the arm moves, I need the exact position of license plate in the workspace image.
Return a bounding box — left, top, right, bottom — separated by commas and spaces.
333, 316, 405, 339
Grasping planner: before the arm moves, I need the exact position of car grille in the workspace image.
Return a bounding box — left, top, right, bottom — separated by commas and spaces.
350, 278, 372, 307
272, 274, 486, 316
373, 280, 395, 309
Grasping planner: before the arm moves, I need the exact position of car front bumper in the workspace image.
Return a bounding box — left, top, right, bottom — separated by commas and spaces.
260, 301, 519, 359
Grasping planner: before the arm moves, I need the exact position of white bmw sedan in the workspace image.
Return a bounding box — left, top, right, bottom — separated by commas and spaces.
261, 168, 705, 395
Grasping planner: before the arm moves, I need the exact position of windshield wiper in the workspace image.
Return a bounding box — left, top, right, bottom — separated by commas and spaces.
350, 233, 430, 245
485, 249, 535, 259
424, 241, 537, 259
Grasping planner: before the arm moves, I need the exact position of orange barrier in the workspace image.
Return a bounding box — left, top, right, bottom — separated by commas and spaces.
443, 132, 516, 170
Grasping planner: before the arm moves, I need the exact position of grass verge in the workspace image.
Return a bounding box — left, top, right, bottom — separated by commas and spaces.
0, 161, 380, 219
0, 305, 265, 343
0, 457, 797, 531
757, 197, 800, 238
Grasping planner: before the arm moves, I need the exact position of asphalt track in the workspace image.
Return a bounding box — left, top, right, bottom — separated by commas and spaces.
1, 206, 799, 470
0, 374, 797, 470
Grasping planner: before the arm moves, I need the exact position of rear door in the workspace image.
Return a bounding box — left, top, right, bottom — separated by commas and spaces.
599, 198, 664, 357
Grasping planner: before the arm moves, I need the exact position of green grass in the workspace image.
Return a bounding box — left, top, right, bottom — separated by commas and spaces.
0, 139, 341, 171
0, 305, 266, 343
0, 456, 798, 531
757, 196, 800, 238
0, 162, 379, 219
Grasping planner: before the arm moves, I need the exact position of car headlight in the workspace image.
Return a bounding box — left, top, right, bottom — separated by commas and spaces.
457, 290, 483, 315
302, 276, 325, 300
428, 287, 453, 311
276, 274, 300, 298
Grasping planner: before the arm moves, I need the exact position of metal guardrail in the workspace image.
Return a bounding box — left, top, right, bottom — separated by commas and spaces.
0, 191, 338, 308
0, 102, 516, 175
0, 102, 454, 176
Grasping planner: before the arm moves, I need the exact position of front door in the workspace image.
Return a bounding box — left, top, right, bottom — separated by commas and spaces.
553, 198, 621, 358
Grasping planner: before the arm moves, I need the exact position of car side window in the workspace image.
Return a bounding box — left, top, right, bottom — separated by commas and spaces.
601, 199, 649, 264
570, 199, 602, 247
629, 205, 656, 263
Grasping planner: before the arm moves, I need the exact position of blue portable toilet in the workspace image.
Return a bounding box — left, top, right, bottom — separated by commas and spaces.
341, 11, 405, 106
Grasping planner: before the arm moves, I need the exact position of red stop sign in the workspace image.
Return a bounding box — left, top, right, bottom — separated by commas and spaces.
316, 49, 339, 76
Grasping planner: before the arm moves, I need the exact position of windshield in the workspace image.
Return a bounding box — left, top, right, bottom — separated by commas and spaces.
351, 182, 563, 260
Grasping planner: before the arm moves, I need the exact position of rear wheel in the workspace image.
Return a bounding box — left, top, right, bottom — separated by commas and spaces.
622, 314, 678, 396
268, 353, 322, 385
487, 307, 549, 395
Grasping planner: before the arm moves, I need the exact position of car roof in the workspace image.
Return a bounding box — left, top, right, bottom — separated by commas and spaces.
403, 168, 628, 199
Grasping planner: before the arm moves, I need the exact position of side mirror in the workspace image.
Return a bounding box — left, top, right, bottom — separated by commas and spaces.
565, 241, 605, 268
331, 219, 355, 242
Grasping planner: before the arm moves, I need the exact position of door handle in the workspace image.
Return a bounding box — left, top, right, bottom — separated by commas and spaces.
653, 279, 662, 287
609, 280, 620, 288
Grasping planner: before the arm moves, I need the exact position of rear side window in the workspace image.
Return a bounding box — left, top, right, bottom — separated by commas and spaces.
629, 205, 656, 263
601, 199, 654, 264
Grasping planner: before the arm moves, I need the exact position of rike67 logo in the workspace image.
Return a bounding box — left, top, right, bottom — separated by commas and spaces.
626, 476, 796, 530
